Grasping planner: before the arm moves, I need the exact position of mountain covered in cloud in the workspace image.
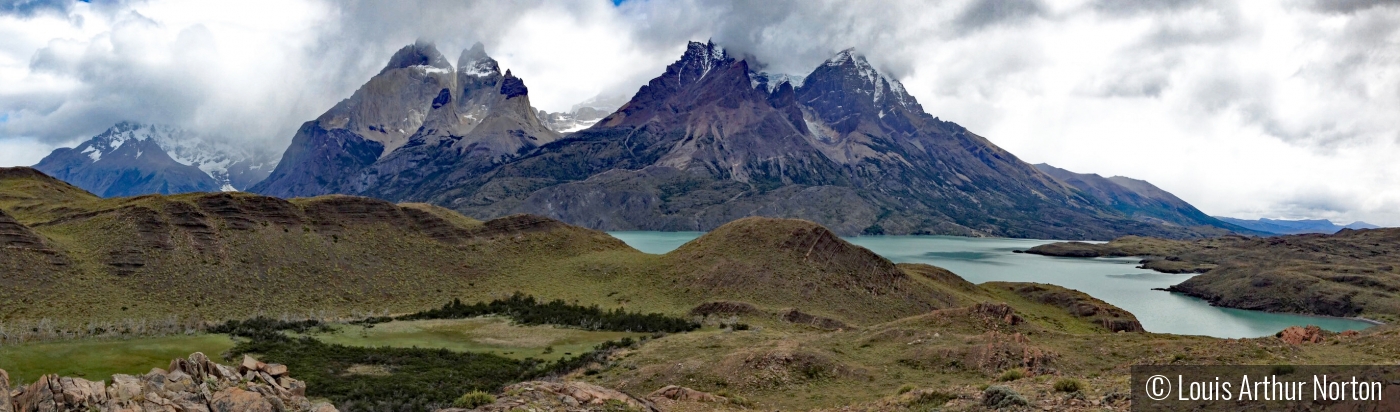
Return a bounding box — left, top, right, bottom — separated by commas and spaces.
246, 40, 1237, 239
447, 41, 1238, 239
540, 94, 631, 134
31, 122, 278, 197
1214, 217, 1381, 235
250, 41, 560, 198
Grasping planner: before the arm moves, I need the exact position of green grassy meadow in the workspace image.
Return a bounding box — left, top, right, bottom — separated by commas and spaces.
303, 318, 650, 361
0, 334, 236, 384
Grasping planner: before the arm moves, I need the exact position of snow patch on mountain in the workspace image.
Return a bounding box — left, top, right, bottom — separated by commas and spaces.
751, 72, 807, 93
64, 122, 280, 191
416, 65, 452, 75
825, 48, 914, 108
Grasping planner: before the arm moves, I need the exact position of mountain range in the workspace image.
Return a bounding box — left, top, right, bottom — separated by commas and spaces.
33, 40, 1249, 240
1214, 217, 1380, 235
31, 122, 278, 197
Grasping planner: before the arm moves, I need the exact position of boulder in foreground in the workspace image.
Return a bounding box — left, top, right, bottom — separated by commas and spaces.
1, 352, 334, 412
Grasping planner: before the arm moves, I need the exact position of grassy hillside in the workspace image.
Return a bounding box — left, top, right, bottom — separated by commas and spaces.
1, 168, 972, 329
4, 167, 1394, 411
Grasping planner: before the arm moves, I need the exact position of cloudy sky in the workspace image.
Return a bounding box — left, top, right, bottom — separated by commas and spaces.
1, 0, 1398, 225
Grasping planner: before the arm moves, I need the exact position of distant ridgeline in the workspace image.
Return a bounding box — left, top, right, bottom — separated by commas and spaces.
1214, 216, 1381, 235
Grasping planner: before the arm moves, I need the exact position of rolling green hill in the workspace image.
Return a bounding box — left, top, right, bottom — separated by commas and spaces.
2, 167, 976, 328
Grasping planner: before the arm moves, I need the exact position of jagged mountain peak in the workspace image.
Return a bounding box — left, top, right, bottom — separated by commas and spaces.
380, 40, 452, 75
809, 48, 917, 109
83, 122, 181, 158
500, 69, 528, 98
458, 42, 501, 78
673, 40, 734, 85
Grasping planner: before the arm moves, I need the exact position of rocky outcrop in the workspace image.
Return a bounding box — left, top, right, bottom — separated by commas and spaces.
0, 352, 334, 412
645, 386, 727, 403
0, 209, 51, 253
688, 301, 760, 317
1, 368, 11, 412
782, 309, 850, 331
437, 381, 656, 412
1277, 325, 1328, 345
988, 282, 1144, 333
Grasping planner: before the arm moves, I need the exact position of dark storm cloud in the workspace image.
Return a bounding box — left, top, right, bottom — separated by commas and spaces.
954, 0, 1046, 32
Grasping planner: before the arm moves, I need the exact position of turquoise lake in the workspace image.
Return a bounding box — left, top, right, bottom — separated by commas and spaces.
607, 231, 1377, 338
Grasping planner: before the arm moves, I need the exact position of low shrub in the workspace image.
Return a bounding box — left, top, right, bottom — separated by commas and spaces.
998, 368, 1026, 382
905, 389, 955, 409
1053, 378, 1085, 393
982, 385, 1029, 409
453, 390, 496, 408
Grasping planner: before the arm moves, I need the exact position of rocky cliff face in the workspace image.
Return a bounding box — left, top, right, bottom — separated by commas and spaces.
252, 42, 558, 200
248, 40, 1233, 239
419, 42, 1215, 239
32, 122, 278, 197
0, 352, 336, 412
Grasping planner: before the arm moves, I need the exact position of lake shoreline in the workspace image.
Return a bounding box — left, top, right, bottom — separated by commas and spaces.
609, 231, 1379, 338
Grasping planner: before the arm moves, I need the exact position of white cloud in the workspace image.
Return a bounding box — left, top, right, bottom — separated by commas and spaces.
1, 0, 1399, 226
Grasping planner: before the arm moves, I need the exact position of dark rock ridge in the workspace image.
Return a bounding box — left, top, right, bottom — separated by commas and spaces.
1033, 163, 1244, 234
252, 40, 1233, 239
251, 41, 559, 200
0, 352, 336, 412
33, 122, 278, 197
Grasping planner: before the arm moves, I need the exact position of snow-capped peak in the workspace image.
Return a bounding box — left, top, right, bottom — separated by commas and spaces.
678, 40, 730, 81
458, 42, 501, 78
77, 122, 180, 163
822, 48, 915, 108
71, 122, 281, 190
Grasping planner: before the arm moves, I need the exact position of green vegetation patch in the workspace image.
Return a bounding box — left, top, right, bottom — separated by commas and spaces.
399, 294, 700, 333
307, 318, 647, 361
0, 334, 235, 383
232, 336, 539, 412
